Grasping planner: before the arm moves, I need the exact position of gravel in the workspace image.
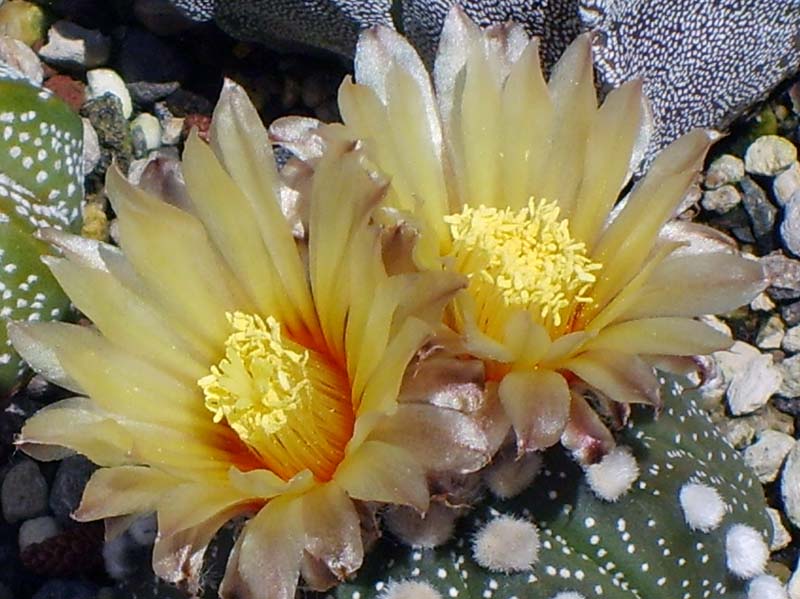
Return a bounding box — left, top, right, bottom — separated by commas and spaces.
1, 459, 49, 524
745, 134, 798, 176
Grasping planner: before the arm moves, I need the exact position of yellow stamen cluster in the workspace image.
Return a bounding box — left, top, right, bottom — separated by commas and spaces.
199, 312, 352, 481
445, 199, 602, 329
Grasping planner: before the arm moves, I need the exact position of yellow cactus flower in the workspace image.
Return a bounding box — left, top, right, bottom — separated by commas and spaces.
10, 81, 491, 598
271, 8, 765, 458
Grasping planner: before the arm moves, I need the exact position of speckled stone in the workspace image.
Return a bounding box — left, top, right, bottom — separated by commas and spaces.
715, 341, 782, 415
781, 441, 800, 528
774, 162, 800, 207
779, 354, 800, 398
49, 455, 97, 526
781, 192, 800, 257
701, 185, 741, 214
756, 314, 785, 350
743, 429, 795, 483
705, 154, 745, 189
1, 459, 48, 523
784, 324, 800, 354
745, 135, 797, 176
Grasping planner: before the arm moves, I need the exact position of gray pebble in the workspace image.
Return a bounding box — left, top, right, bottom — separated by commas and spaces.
784, 325, 800, 354
705, 154, 744, 189
743, 429, 795, 483
762, 252, 800, 301
781, 441, 800, 529
782, 300, 800, 327
756, 314, 785, 350
127, 80, 179, 105
701, 184, 741, 214
39, 21, 110, 70
744, 135, 797, 176
716, 341, 783, 415
49, 455, 96, 526
773, 161, 800, 207
18, 516, 60, 551
781, 192, 800, 258
766, 507, 791, 551
741, 176, 778, 251
1, 459, 49, 524
779, 354, 800, 398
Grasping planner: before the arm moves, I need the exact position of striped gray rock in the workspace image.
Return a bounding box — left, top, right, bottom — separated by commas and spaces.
166, 0, 800, 159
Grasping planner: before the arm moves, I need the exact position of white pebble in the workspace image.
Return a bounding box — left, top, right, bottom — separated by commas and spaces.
484, 452, 542, 499
87, 68, 133, 118
725, 524, 769, 579
472, 515, 540, 573
679, 482, 726, 532
747, 574, 788, 599
378, 581, 442, 599
131, 112, 162, 152
18, 516, 60, 551
585, 446, 639, 502
128, 513, 157, 546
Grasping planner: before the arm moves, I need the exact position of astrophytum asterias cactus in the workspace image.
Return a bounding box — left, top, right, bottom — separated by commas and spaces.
337, 373, 775, 599
0, 63, 83, 394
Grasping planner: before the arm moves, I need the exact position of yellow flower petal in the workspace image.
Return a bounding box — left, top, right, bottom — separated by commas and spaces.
582, 317, 733, 356
564, 350, 660, 406
74, 466, 178, 521
18, 398, 134, 466
106, 167, 247, 348
210, 80, 320, 338
335, 440, 429, 511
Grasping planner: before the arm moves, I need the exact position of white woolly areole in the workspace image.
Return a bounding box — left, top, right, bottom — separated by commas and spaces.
585, 446, 639, 502
384, 503, 458, 549
472, 515, 540, 573
726, 524, 769, 579
747, 575, 789, 599
379, 580, 443, 599
679, 482, 726, 532
484, 452, 542, 499
551, 593, 586, 599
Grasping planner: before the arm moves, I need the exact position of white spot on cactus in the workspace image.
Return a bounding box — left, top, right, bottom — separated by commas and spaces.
384, 503, 458, 549
378, 581, 442, 599
679, 482, 726, 532
725, 524, 769, 579
585, 446, 639, 502
472, 515, 540, 573
550, 593, 586, 599
747, 574, 789, 599
484, 452, 542, 499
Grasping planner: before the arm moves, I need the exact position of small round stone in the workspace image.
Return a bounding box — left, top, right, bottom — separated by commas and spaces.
705, 154, 744, 188
585, 446, 639, 502
1, 459, 49, 523
678, 482, 726, 532
86, 68, 133, 118
725, 524, 769, 579
378, 581, 442, 599
745, 135, 797, 176
18, 515, 60, 551
472, 515, 540, 573
747, 574, 789, 599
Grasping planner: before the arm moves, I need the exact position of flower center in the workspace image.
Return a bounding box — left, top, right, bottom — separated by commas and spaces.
199, 312, 353, 482
444, 199, 602, 330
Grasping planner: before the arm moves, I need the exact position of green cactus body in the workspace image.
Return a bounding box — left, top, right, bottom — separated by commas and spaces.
337, 374, 773, 599
0, 63, 83, 394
